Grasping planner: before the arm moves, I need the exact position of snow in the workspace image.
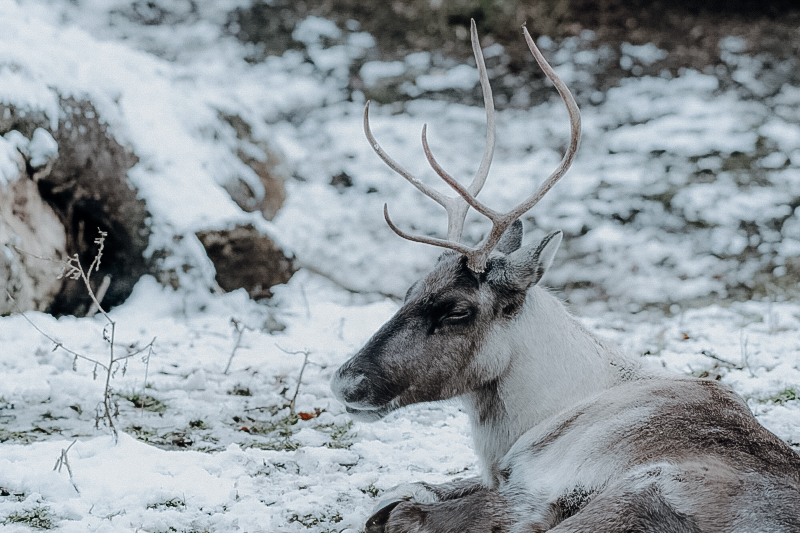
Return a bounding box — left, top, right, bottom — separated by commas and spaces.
1, 1, 799, 531
26, 128, 58, 168
0, 135, 23, 187
3, 128, 57, 169
620, 42, 667, 66
360, 61, 407, 86
292, 16, 343, 45
416, 64, 479, 92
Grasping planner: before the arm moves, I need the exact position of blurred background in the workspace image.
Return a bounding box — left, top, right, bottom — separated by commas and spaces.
2, 0, 800, 317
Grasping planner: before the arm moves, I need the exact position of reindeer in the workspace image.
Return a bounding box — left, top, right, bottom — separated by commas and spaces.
331, 20, 800, 533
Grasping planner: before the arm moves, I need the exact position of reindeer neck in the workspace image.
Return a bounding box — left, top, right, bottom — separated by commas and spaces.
462, 286, 639, 481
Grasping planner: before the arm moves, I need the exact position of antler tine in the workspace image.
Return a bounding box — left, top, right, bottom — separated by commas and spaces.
383, 204, 475, 256
366, 101, 477, 243
515, 26, 581, 215
418, 19, 497, 241
363, 101, 450, 209
469, 18, 496, 197
369, 22, 580, 273
421, 125, 498, 221
464, 25, 581, 272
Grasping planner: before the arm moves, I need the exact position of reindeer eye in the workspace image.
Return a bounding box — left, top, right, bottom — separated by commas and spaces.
428, 303, 474, 334
441, 307, 472, 325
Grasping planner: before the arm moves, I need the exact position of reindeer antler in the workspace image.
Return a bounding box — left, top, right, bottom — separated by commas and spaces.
366, 20, 581, 273
364, 19, 495, 246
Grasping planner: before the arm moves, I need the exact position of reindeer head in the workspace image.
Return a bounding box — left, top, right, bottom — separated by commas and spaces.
331, 20, 580, 421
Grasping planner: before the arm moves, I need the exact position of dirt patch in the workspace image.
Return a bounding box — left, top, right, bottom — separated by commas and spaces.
196, 224, 296, 299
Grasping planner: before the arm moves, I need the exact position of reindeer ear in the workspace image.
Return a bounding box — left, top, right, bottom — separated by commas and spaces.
496, 219, 523, 254
502, 230, 562, 289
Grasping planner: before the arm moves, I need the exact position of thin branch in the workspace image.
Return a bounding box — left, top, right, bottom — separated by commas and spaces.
700, 349, 743, 370
294, 263, 402, 302
140, 342, 154, 418
224, 318, 251, 375
12, 245, 66, 264
87, 230, 106, 275
10, 230, 155, 444
276, 345, 311, 416
115, 338, 158, 363
87, 275, 112, 317
299, 283, 311, 319
740, 330, 755, 378
4, 290, 109, 371
53, 440, 80, 494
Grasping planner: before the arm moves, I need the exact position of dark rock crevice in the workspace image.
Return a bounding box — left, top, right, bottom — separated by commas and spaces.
39, 99, 150, 316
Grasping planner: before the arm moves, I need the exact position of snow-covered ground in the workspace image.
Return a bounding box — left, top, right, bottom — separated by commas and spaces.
1, 1, 799, 531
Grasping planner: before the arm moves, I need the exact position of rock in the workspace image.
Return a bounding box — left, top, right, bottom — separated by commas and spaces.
2, 100, 292, 314
219, 113, 288, 221
0, 98, 150, 316
0, 145, 66, 315
196, 224, 296, 299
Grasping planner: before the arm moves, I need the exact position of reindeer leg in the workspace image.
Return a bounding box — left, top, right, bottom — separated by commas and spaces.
366, 477, 486, 532
380, 487, 510, 533
544, 482, 700, 533
385, 477, 485, 503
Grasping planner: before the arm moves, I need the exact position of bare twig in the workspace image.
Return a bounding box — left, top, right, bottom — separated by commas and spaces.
224, 318, 252, 375
5, 290, 108, 370
276, 345, 311, 416
87, 275, 112, 317
740, 330, 755, 378
299, 283, 311, 319
53, 440, 80, 494
140, 342, 154, 417
700, 349, 743, 370
297, 263, 402, 302
10, 230, 156, 442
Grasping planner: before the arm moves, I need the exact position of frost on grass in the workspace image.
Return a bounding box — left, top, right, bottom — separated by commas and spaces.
2, 275, 798, 531
3, 505, 55, 529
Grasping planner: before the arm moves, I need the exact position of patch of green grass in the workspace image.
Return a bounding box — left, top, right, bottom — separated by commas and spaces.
769, 388, 799, 405
316, 420, 357, 450
188, 419, 208, 430
227, 385, 251, 396
248, 438, 301, 451
122, 393, 167, 413
4, 506, 54, 529
245, 412, 299, 437
0, 488, 25, 501
127, 424, 159, 440
154, 526, 212, 533
288, 511, 343, 531
239, 412, 356, 452
127, 426, 193, 449
360, 484, 379, 498
0, 428, 40, 444
147, 496, 186, 510
240, 412, 301, 451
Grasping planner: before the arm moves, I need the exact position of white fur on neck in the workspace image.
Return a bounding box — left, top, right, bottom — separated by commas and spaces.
462, 286, 639, 482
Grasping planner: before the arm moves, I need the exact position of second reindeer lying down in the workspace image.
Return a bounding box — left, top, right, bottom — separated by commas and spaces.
331, 20, 800, 533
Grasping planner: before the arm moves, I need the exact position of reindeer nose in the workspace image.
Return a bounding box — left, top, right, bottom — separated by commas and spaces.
331, 366, 370, 406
